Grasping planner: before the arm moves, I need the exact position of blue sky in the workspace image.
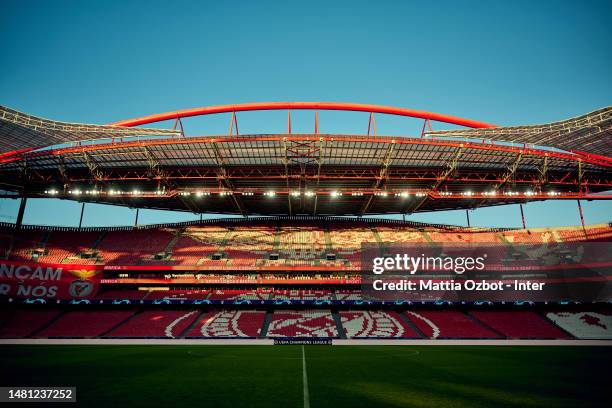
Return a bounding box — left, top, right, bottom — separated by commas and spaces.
1, 0, 610, 228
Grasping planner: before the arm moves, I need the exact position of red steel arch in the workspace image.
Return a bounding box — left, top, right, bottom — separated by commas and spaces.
110, 102, 497, 129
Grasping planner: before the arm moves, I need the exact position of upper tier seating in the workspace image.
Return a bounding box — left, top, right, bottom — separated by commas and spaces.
37, 231, 100, 264
36, 311, 135, 338
267, 310, 338, 337
1, 222, 608, 266
404, 311, 500, 339
470, 311, 570, 339
546, 311, 612, 339
5, 231, 46, 261
377, 227, 426, 244
186, 310, 265, 338
170, 226, 229, 265
105, 310, 199, 338
0, 309, 61, 338
96, 229, 173, 264
224, 227, 275, 263
340, 310, 419, 338
277, 227, 327, 261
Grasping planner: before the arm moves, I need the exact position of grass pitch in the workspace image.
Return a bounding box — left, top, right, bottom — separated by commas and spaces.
1, 345, 610, 407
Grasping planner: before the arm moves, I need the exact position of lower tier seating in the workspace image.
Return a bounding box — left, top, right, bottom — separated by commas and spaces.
0, 309, 61, 338
267, 310, 338, 337
271, 290, 333, 301
95, 290, 149, 300
37, 311, 135, 338
144, 290, 210, 300
471, 311, 570, 339
546, 311, 612, 339
404, 311, 500, 338
186, 310, 266, 338
340, 311, 419, 338
105, 310, 200, 338
208, 289, 270, 301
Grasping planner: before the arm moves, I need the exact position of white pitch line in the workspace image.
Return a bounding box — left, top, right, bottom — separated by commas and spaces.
302, 345, 310, 408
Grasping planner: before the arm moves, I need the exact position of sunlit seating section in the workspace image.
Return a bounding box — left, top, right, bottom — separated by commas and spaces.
330, 227, 373, 250
225, 226, 275, 263
340, 310, 419, 338
267, 310, 338, 337
377, 227, 426, 244
546, 311, 612, 339
502, 229, 556, 244
329, 227, 373, 266
555, 225, 612, 242
171, 226, 228, 265
186, 310, 265, 338
277, 227, 326, 260
182, 226, 229, 247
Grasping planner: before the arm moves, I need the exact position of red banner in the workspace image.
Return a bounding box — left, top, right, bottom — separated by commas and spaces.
0, 261, 103, 299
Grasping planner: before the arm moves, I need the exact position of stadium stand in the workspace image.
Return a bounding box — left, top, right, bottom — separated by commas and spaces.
267, 310, 338, 337
96, 229, 174, 264
271, 289, 334, 301
37, 231, 100, 264
208, 289, 270, 301
404, 311, 501, 339
470, 311, 570, 339
144, 289, 210, 300
224, 226, 274, 264
4, 230, 46, 261
37, 310, 135, 338
335, 290, 363, 302
0, 309, 61, 338
186, 310, 265, 338
105, 310, 199, 338
95, 289, 149, 300
546, 311, 612, 339
340, 311, 419, 338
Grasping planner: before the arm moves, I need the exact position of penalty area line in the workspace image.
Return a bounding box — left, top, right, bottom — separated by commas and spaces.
302, 345, 310, 408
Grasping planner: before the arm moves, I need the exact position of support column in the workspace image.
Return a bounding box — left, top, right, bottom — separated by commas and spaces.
519, 204, 526, 229
577, 200, 587, 238
15, 197, 27, 231
78, 202, 86, 230
134, 208, 140, 228
465, 209, 471, 228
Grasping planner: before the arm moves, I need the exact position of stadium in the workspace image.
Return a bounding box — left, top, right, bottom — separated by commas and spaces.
0, 101, 611, 406
2, 1, 612, 406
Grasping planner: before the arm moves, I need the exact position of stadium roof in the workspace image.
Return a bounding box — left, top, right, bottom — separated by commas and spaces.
0, 105, 180, 154
0, 103, 610, 216
428, 106, 612, 159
